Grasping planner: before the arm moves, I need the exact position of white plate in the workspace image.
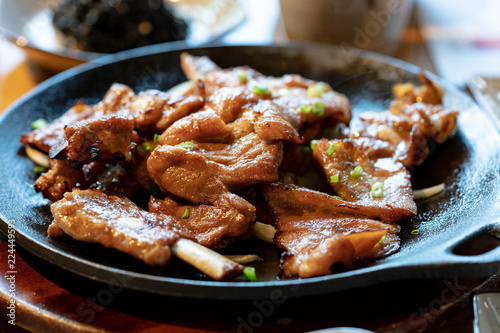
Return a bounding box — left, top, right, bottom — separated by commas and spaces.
0, 0, 245, 72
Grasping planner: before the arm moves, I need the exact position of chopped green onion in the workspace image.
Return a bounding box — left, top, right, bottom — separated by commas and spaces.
307, 82, 326, 97
310, 139, 320, 150
329, 174, 339, 183
181, 207, 190, 219
243, 266, 257, 282
153, 133, 160, 143
301, 146, 312, 154
180, 141, 194, 150
31, 118, 48, 130
326, 143, 337, 155
34, 166, 46, 174
411, 229, 420, 235
371, 182, 384, 198
237, 70, 247, 83
300, 104, 312, 114
142, 142, 153, 152
333, 195, 344, 200
379, 235, 386, 244
312, 101, 325, 116
351, 165, 363, 178
251, 85, 269, 96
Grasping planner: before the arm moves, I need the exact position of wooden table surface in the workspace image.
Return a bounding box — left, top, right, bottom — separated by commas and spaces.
0, 11, 498, 333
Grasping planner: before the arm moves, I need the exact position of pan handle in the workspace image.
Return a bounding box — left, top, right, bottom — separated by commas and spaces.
404, 221, 500, 271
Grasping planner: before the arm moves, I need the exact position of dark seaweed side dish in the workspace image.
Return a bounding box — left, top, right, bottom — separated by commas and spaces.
52, 0, 188, 53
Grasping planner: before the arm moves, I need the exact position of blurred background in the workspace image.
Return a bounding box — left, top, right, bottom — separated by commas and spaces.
1, 0, 500, 115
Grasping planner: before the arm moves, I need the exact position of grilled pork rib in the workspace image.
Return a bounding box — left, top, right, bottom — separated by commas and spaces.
20, 54, 458, 280
262, 183, 400, 277
50, 189, 255, 263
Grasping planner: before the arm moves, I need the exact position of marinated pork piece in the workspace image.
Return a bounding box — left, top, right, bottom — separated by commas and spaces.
21, 84, 132, 154
262, 183, 400, 277
158, 110, 232, 145
50, 187, 256, 260
192, 134, 283, 179
22, 84, 167, 154
181, 53, 264, 97
164, 83, 301, 142
180, 53, 221, 82
35, 159, 139, 202
347, 74, 457, 167
390, 103, 458, 144
272, 87, 351, 129
159, 101, 302, 145
349, 111, 429, 167
149, 196, 253, 250
49, 189, 180, 265
65, 116, 138, 166
279, 226, 390, 278
21, 102, 95, 153
180, 53, 351, 132
205, 86, 257, 123
247, 101, 302, 142
97, 83, 135, 114
312, 139, 417, 221
119, 89, 167, 133
148, 133, 281, 204
390, 73, 457, 144
96, 85, 168, 133
35, 159, 85, 202
263, 182, 407, 225
156, 95, 204, 132
392, 72, 443, 107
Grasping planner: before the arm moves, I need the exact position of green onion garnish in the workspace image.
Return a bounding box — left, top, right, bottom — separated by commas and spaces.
142, 142, 153, 152
371, 182, 384, 198
379, 235, 386, 244
326, 143, 337, 155
300, 104, 312, 114
310, 139, 320, 150
301, 146, 312, 154
312, 102, 325, 116
243, 266, 257, 282
333, 195, 343, 200
153, 133, 160, 143
34, 166, 46, 174
31, 118, 48, 130
237, 70, 247, 83
307, 82, 326, 97
251, 85, 269, 96
330, 174, 339, 183
180, 141, 194, 150
411, 229, 420, 235
351, 165, 363, 178
181, 207, 190, 219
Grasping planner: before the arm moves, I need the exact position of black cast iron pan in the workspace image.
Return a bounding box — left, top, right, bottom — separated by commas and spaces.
1, 42, 500, 300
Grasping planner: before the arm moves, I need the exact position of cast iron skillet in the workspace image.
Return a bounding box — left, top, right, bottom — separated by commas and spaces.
1, 42, 500, 300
